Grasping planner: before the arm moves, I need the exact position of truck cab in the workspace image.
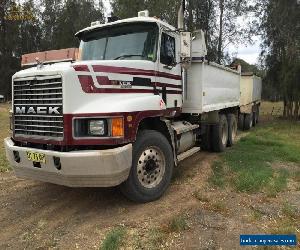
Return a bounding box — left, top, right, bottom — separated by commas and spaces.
4, 10, 247, 202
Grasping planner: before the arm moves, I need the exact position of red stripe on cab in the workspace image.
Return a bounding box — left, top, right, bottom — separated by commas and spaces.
96, 76, 112, 85
78, 75, 94, 92
92, 65, 182, 80
73, 65, 90, 72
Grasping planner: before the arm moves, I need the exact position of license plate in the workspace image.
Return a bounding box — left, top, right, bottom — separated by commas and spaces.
26, 151, 46, 163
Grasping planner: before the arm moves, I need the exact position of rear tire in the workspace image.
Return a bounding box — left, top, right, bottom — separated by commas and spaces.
252, 112, 257, 127
227, 114, 237, 147
120, 130, 174, 203
256, 107, 260, 124
200, 125, 212, 151
238, 114, 245, 130
244, 113, 253, 130
212, 114, 228, 152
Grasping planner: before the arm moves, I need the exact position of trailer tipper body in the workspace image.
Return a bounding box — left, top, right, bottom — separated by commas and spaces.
238, 73, 262, 130
4, 8, 260, 202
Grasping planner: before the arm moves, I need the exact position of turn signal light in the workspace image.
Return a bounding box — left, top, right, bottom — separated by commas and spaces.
111, 117, 124, 137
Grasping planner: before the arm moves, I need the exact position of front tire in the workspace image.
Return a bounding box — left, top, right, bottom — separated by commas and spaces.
120, 130, 174, 203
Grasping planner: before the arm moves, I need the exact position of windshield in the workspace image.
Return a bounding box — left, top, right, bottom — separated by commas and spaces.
79, 23, 158, 61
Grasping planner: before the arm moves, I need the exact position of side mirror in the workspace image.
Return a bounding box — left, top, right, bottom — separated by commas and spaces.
180, 32, 191, 58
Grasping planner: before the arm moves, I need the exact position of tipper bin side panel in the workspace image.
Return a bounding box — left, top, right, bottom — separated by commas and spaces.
182, 63, 204, 114
182, 62, 240, 114
240, 76, 254, 106
252, 76, 262, 102
202, 63, 240, 113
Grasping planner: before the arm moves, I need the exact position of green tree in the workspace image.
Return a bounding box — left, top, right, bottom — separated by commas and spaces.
54, 0, 104, 49
39, 0, 63, 50
216, 0, 254, 63
259, 0, 300, 119
0, 1, 23, 99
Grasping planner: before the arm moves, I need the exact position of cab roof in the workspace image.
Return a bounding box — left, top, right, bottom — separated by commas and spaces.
75, 17, 177, 37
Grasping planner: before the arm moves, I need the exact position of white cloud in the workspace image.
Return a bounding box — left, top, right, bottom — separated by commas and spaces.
103, 0, 111, 16
227, 36, 261, 65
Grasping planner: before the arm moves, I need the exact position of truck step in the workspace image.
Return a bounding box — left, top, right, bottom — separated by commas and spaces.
177, 147, 200, 162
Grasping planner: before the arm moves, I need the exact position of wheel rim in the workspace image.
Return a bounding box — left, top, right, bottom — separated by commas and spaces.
137, 146, 166, 189
221, 123, 228, 146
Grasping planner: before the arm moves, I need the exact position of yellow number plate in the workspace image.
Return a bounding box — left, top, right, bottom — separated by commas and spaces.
26, 151, 46, 163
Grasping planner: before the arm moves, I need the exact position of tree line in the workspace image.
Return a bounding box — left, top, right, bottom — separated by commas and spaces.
257, 0, 300, 119
0, 0, 104, 98
0, 0, 299, 119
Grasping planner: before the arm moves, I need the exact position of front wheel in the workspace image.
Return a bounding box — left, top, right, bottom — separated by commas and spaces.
120, 130, 174, 203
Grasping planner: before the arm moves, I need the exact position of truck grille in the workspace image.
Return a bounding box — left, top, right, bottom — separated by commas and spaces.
13, 75, 63, 139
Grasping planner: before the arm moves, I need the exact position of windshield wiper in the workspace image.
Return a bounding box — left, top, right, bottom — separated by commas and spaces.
113, 54, 143, 60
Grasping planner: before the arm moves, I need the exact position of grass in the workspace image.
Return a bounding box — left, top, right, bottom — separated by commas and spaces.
100, 226, 126, 250
209, 201, 228, 214
271, 220, 297, 235
260, 101, 283, 116
193, 190, 209, 202
0, 103, 11, 172
144, 227, 166, 250
168, 214, 189, 232
210, 121, 300, 194
282, 202, 299, 219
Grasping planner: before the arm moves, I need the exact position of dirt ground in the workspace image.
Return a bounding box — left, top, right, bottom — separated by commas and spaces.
0, 148, 299, 250
0, 102, 299, 249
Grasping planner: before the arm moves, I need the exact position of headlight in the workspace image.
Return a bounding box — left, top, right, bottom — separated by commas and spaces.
88, 120, 105, 136
73, 117, 124, 138
73, 118, 107, 137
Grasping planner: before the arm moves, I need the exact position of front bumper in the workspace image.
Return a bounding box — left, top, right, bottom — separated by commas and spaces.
4, 138, 132, 187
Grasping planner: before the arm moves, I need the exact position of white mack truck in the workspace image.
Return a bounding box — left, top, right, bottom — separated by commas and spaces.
4, 4, 261, 202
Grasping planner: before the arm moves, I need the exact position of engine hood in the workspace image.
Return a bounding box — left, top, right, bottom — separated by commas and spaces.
11, 59, 181, 115
13, 62, 74, 80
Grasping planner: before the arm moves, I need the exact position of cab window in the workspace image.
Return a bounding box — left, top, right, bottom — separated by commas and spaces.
160, 33, 175, 65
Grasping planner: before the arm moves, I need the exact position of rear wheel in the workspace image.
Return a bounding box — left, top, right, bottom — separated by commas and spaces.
200, 125, 212, 151
212, 114, 228, 152
244, 113, 253, 130
238, 114, 245, 130
120, 130, 174, 203
227, 114, 237, 147
256, 107, 260, 124
252, 112, 257, 127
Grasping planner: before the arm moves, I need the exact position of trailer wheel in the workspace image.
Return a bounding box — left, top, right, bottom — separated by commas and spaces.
238, 114, 245, 130
244, 113, 253, 130
212, 114, 228, 152
227, 114, 237, 147
256, 108, 260, 124
252, 112, 257, 127
120, 130, 174, 203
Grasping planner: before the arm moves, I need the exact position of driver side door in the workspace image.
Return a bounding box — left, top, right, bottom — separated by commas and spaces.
157, 31, 182, 110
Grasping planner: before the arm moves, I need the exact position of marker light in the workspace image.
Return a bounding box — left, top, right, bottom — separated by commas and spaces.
111, 117, 124, 137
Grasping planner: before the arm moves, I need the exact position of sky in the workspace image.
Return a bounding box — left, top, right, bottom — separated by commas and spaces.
228, 38, 261, 65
